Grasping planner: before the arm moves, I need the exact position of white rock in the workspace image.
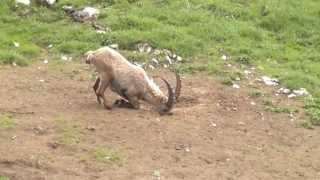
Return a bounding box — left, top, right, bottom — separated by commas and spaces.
82, 7, 100, 17
232, 84, 240, 89
39, 79, 45, 82
47, 44, 53, 48
235, 77, 241, 81
96, 30, 106, 34
46, 0, 56, 5
177, 56, 182, 61
293, 88, 309, 96
221, 54, 228, 61
148, 64, 155, 69
250, 101, 256, 106
13, 42, 20, 48
163, 64, 168, 68
288, 93, 297, 98
261, 76, 279, 86
43, 59, 48, 64
165, 56, 172, 64
153, 49, 161, 55
16, 0, 30, 5
244, 70, 251, 75
12, 62, 17, 66
151, 58, 159, 65
109, 44, 119, 49
61, 55, 68, 61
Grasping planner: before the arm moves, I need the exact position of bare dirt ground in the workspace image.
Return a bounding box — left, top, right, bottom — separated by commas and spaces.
0, 62, 319, 180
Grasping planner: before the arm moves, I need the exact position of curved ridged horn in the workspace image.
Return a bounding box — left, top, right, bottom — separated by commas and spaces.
160, 78, 174, 112
174, 72, 181, 102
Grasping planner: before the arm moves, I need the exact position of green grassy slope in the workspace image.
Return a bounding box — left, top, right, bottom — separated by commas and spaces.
1, 0, 320, 122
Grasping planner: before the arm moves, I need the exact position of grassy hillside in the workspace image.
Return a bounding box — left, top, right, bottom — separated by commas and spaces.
1, 0, 320, 123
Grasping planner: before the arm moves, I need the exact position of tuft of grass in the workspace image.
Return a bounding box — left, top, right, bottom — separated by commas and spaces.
54, 117, 82, 146
91, 147, 125, 167
0, 114, 15, 129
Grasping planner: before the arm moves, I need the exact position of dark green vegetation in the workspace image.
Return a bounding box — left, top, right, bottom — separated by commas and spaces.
1, 0, 319, 123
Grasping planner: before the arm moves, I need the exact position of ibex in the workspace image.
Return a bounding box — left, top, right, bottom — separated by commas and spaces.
85, 46, 181, 115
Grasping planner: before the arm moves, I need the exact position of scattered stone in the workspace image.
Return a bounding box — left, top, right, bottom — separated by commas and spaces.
13, 42, 20, 48
238, 122, 246, 126
152, 170, 161, 180
43, 59, 48, 64
232, 84, 240, 89
33, 126, 46, 135
36, 0, 57, 7
47, 142, 60, 149
153, 49, 161, 56
288, 93, 297, 98
109, 44, 119, 50
12, 62, 17, 66
16, 0, 30, 5
39, 79, 45, 82
277, 88, 291, 94
96, 30, 106, 34
293, 88, 309, 96
68, 6, 100, 22
165, 56, 172, 64
47, 44, 53, 48
151, 58, 159, 65
11, 135, 17, 140
61, 55, 72, 61
244, 70, 252, 75
177, 56, 182, 62
86, 126, 96, 131
221, 54, 228, 61
260, 76, 279, 86
148, 64, 155, 69
250, 101, 256, 106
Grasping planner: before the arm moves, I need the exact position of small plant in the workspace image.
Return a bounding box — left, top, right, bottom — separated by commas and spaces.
0, 114, 15, 129
92, 147, 125, 167
263, 101, 298, 114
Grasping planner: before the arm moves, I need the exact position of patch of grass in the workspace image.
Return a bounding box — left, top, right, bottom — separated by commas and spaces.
263, 101, 298, 114
249, 90, 263, 98
91, 147, 125, 167
0, 176, 9, 180
0, 114, 15, 129
54, 117, 83, 146
265, 106, 298, 114
305, 97, 320, 126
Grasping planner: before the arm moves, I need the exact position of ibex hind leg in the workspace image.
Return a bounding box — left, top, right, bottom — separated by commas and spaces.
113, 89, 136, 109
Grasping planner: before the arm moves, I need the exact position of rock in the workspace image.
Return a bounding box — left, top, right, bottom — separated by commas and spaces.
16, 0, 30, 5
152, 170, 161, 180
36, 0, 57, 7
43, 59, 49, 64
293, 88, 309, 96
288, 93, 297, 98
261, 76, 279, 86
244, 70, 252, 75
277, 87, 291, 94
109, 44, 119, 49
165, 55, 172, 64
70, 7, 100, 22
96, 30, 106, 34
82, 7, 100, 17
33, 126, 46, 135
177, 56, 182, 61
221, 54, 228, 61
13, 42, 20, 48
86, 126, 96, 131
151, 58, 159, 65
232, 84, 240, 89
153, 49, 161, 56
47, 44, 53, 48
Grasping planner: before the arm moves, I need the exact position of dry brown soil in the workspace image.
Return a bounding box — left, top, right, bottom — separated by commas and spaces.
0, 62, 319, 180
